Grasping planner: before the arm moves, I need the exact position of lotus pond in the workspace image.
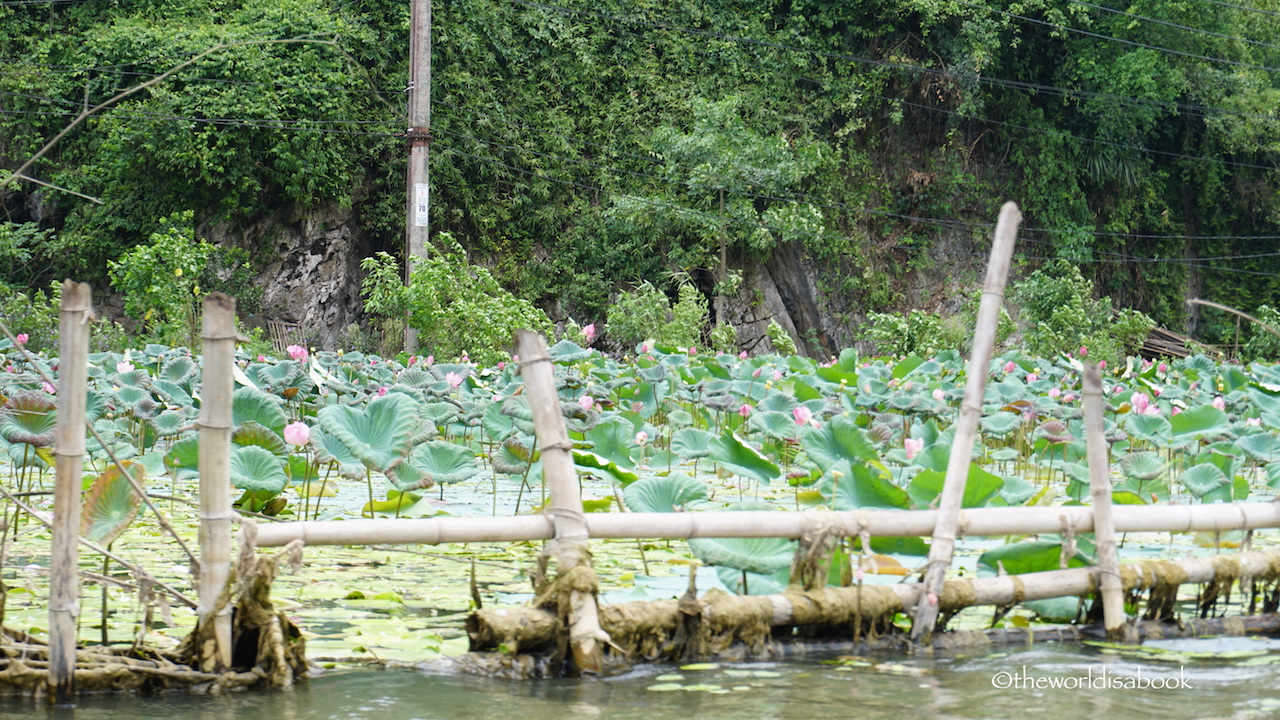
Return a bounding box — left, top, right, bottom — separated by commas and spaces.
1, 339, 1280, 712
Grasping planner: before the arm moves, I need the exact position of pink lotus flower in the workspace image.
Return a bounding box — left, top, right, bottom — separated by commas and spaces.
903, 381, 913, 391
257, 355, 267, 362
446, 371, 464, 389
635, 431, 648, 445
752, 367, 763, 379
1098, 360, 1107, 370
738, 351, 748, 360
377, 386, 388, 397
1172, 406, 1182, 416
497, 361, 505, 371
1063, 393, 1076, 403
688, 347, 698, 356
1131, 392, 1151, 414
638, 343, 650, 355
116, 361, 134, 374
1048, 387, 1061, 399
1003, 361, 1016, 374
1158, 362, 1168, 374
14, 333, 27, 346
284, 421, 311, 446
932, 388, 946, 402
286, 344, 308, 362
772, 370, 783, 381
460, 353, 470, 363
1026, 373, 1038, 383
1078, 346, 1088, 357
425, 355, 435, 367
904, 437, 924, 460
42, 381, 55, 394
793, 406, 814, 426
738, 404, 752, 418
578, 394, 594, 411
583, 323, 596, 343
1247, 417, 1262, 427
1213, 396, 1226, 411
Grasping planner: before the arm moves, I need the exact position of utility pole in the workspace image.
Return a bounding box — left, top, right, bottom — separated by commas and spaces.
404, 0, 431, 354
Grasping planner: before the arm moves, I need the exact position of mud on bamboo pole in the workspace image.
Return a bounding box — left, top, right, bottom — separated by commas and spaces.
912, 201, 1021, 645
515, 330, 606, 674
197, 293, 237, 669
1083, 364, 1126, 637
49, 281, 91, 704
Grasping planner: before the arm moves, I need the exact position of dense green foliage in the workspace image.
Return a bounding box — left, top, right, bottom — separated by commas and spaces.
2, 0, 1278, 347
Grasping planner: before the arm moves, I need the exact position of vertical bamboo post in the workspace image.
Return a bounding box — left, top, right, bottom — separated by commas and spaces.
911, 201, 1021, 644
49, 281, 91, 704
197, 293, 236, 668
1083, 364, 1126, 636
515, 330, 604, 674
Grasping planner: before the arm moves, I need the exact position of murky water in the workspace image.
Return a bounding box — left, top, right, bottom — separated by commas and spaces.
8, 640, 1280, 720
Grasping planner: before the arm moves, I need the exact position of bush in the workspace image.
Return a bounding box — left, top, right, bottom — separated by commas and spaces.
361, 233, 553, 366
107, 212, 210, 349
861, 309, 957, 358
1243, 305, 1280, 362
606, 280, 707, 350
1010, 260, 1153, 363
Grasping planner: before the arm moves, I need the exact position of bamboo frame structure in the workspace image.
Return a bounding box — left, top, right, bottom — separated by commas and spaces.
515, 330, 605, 674
1083, 364, 1125, 636
196, 293, 236, 669
912, 200, 1021, 644
48, 281, 91, 704
257, 500, 1280, 547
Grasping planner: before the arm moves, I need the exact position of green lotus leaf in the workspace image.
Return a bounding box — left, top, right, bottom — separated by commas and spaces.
318, 392, 418, 473
385, 462, 434, 492
708, 431, 780, 484
1120, 451, 1167, 481
802, 415, 880, 472
158, 355, 198, 387
410, 440, 480, 485
232, 386, 288, 437
549, 340, 593, 363
820, 459, 910, 510
1179, 463, 1230, 501
905, 465, 1004, 509
310, 428, 369, 480
583, 416, 637, 469
0, 391, 57, 447
688, 536, 797, 576
421, 401, 461, 426
572, 448, 640, 486
1125, 413, 1172, 445
671, 427, 714, 460
492, 435, 533, 475
232, 421, 287, 457
1237, 433, 1280, 463
152, 379, 193, 406
1000, 475, 1036, 505
623, 473, 708, 513
81, 460, 146, 546
150, 409, 189, 438
978, 540, 1094, 576
748, 411, 799, 441
229, 445, 288, 494
979, 412, 1023, 438
1170, 405, 1231, 447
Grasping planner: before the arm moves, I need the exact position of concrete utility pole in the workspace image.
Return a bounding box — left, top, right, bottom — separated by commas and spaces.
404, 0, 431, 354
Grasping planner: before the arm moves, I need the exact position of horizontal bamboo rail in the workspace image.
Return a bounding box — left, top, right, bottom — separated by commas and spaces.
255, 501, 1280, 547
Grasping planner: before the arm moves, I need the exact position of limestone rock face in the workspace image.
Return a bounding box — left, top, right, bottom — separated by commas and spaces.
202, 203, 371, 350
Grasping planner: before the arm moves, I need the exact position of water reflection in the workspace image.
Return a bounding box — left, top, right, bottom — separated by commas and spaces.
15, 639, 1280, 720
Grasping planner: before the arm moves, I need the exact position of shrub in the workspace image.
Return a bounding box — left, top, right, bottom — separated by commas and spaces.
1010, 260, 1153, 363
606, 280, 707, 350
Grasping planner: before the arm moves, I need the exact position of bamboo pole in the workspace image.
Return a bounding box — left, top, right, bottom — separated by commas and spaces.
515, 330, 605, 674
197, 293, 236, 669
48, 281, 91, 704
255, 500, 1280, 547
1083, 363, 1126, 637
912, 201, 1021, 644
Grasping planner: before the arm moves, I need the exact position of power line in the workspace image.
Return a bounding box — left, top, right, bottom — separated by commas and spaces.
1066, 0, 1280, 52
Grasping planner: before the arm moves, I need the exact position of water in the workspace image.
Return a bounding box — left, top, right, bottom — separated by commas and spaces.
8, 640, 1280, 720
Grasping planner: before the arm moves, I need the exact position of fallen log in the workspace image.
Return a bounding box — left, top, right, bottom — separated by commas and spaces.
460, 548, 1280, 672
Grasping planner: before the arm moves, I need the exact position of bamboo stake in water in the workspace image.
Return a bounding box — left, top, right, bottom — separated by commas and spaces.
49, 281, 92, 705
515, 330, 605, 675
1083, 363, 1126, 637
197, 293, 237, 669
911, 201, 1021, 645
